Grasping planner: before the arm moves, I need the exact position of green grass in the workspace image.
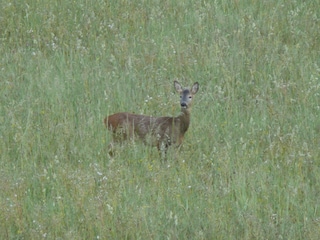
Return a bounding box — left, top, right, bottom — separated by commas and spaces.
1, 0, 320, 239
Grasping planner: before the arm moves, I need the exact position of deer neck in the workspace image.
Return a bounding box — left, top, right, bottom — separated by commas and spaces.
177, 108, 191, 134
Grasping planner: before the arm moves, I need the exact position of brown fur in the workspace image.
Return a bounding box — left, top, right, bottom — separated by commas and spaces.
104, 81, 199, 157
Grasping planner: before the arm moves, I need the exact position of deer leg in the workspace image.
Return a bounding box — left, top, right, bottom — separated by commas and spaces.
157, 142, 169, 162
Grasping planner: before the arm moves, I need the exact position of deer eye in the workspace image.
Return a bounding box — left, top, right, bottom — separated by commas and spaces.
189, 96, 192, 99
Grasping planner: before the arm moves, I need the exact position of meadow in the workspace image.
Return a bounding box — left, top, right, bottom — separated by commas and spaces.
1, 0, 319, 239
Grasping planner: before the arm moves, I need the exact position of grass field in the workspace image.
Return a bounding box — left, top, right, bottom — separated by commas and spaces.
1, 0, 320, 239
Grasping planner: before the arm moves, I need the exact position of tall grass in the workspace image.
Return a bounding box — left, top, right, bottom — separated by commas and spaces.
1, 0, 319, 239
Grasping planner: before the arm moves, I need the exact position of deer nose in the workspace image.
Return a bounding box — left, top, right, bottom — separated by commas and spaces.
181, 102, 187, 108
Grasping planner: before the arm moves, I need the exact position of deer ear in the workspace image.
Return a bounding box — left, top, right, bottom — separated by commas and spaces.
174, 80, 183, 93
191, 82, 199, 94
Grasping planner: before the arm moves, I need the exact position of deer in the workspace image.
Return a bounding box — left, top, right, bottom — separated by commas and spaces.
104, 80, 199, 159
